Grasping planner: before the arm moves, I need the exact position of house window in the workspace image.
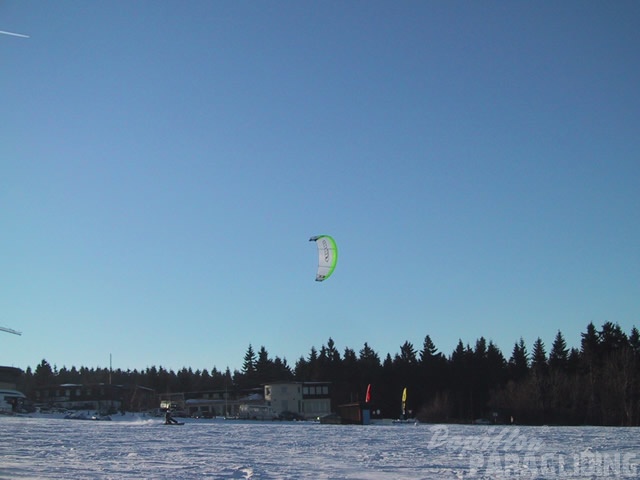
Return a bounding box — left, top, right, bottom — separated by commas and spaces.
322, 386, 328, 395
303, 387, 309, 395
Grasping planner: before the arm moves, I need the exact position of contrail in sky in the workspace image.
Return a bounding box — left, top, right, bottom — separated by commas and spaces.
0, 30, 30, 38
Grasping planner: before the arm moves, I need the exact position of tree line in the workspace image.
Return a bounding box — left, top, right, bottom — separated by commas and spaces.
17, 321, 640, 425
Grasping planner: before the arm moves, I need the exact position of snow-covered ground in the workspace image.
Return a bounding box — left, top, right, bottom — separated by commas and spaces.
1, 414, 638, 479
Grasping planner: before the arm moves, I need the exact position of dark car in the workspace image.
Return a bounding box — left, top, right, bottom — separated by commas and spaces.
277, 411, 305, 421
192, 411, 214, 419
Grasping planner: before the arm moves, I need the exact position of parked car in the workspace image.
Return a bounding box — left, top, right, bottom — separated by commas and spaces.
192, 411, 214, 419
277, 411, 305, 421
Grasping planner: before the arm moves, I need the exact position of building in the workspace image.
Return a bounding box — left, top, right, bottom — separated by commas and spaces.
32, 383, 155, 413
178, 382, 333, 420
0, 366, 28, 413
264, 381, 331, 419
337, 402, 370, 425
237, 393, 277, 420
163, 387, 277, 419
300, 382, 332, 419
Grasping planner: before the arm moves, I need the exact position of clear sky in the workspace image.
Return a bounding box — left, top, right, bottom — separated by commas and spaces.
2, 1, 639, 375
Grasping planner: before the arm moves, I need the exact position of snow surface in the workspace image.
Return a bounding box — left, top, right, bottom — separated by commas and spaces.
1, 414, 638, 479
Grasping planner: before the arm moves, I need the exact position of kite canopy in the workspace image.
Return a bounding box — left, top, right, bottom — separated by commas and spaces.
402, 387, 407, 415
309, 235, 338, 281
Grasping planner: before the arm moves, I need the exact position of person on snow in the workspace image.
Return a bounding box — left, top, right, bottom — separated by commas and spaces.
165, 408, 178, 424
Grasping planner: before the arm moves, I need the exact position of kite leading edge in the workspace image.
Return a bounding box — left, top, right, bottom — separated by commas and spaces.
309, 235, 338, 282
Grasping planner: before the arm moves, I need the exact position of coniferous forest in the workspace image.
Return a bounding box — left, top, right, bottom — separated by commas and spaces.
17, 321, 640, 426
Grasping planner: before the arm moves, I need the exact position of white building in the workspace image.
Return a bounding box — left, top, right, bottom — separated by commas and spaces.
264, 381, 331, 419
0, 366, 29, 413
0, 389, 27, 414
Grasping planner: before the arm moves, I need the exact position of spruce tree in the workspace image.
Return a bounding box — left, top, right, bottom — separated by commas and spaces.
549, 330, 569, 371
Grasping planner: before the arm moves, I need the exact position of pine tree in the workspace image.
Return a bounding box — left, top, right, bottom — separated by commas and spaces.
255, 346, 272, 383
241, 344, 257, 387
396, 341, 418, 364
531, 338, 547, 373
508, 338, 529, 381
450, 340, 474, 420
486, 341, 507, 388
359, 343, 381, 369
420, 335, 438, 362
326, 338, 341, 363
272, 356, 293, 381
599, 322, 627, 356
307, 346, 320, 380
549, 330, 569, 371
243, 344, 257, 374
581, 323, 601, 424
581, 322, 600, 365
293, 356, 308, 380
34, 359, 54, 387
628, 327, 640, 357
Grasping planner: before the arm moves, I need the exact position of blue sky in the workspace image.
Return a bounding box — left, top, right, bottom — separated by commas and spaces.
2, 1, 639, 374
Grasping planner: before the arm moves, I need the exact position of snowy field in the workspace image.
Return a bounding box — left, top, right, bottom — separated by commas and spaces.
1, 415, 638, 479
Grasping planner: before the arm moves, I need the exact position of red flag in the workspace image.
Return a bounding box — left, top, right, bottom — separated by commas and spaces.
365, 384, 371, 403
